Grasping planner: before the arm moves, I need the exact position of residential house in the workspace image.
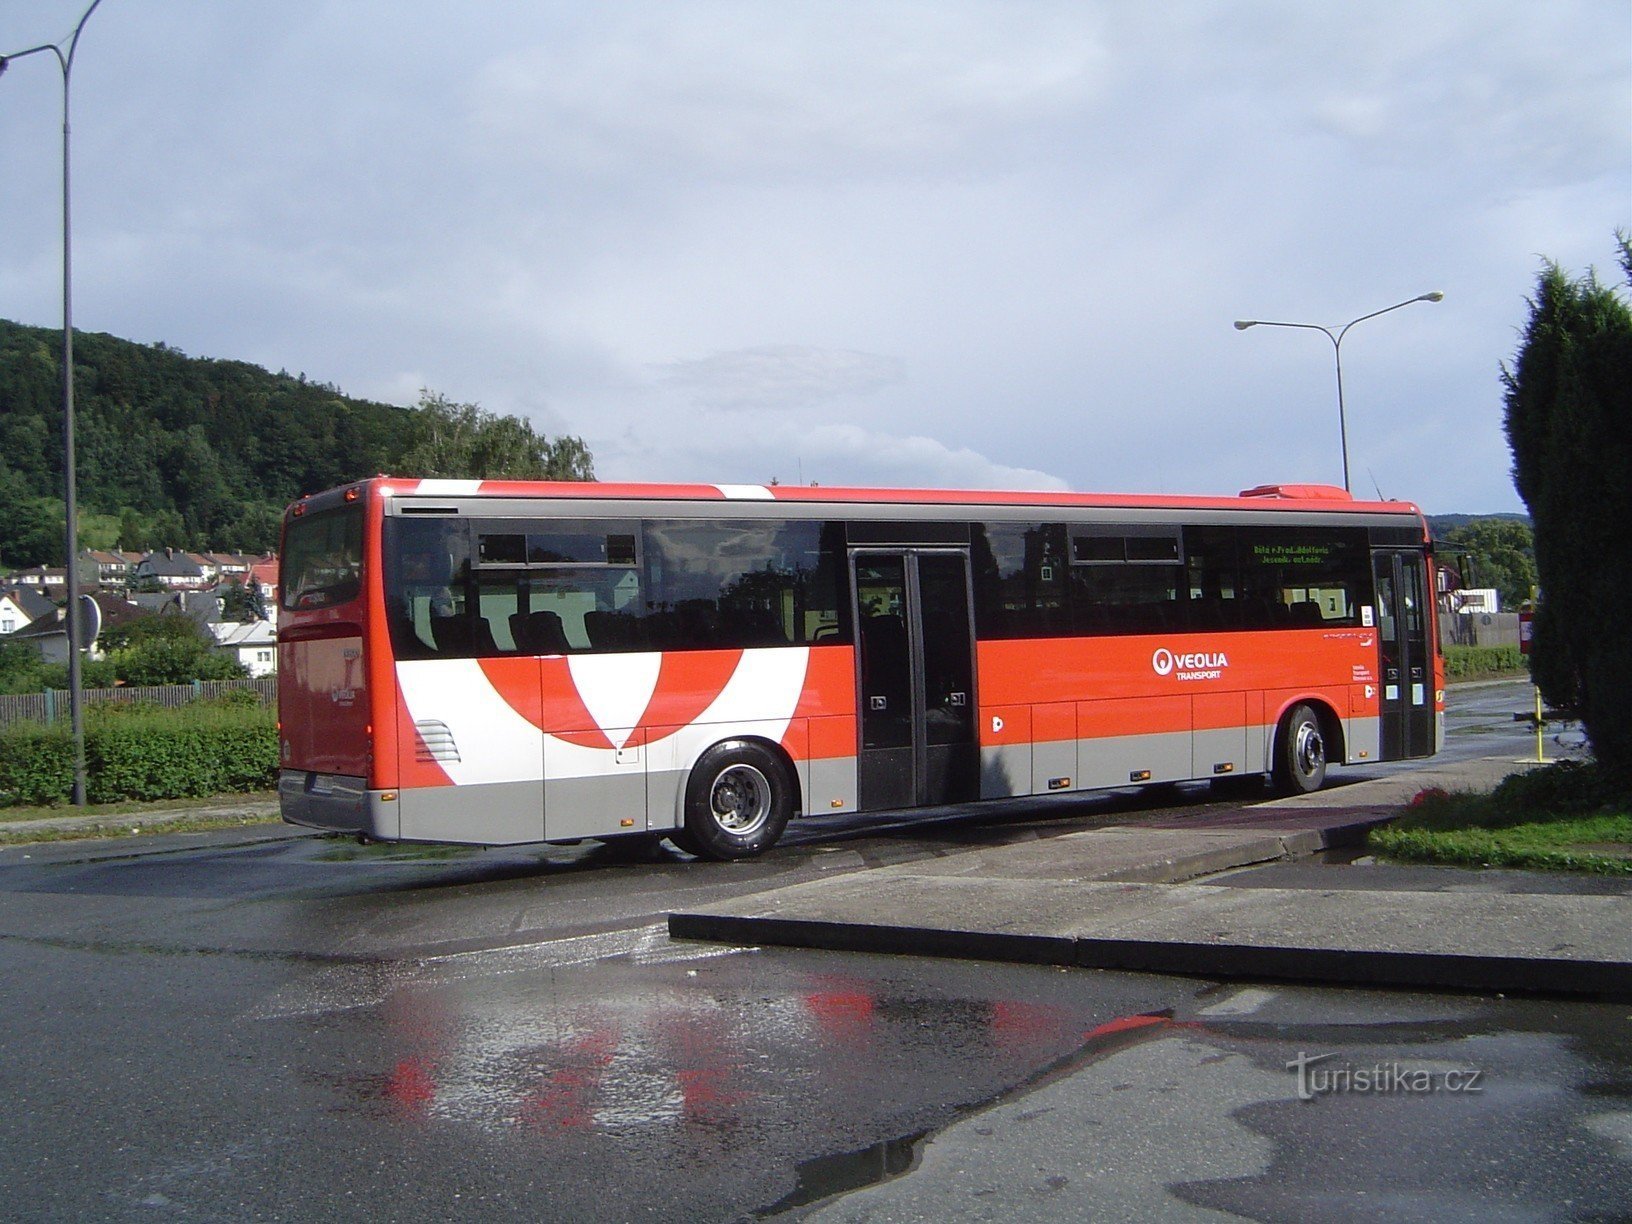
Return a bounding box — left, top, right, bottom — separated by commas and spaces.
209, 620, 277, 677
8, 565, 68, 599
81, 549, 140, 591
0, 586, 56, 636
133, 549, 209, 591
4, 592, 144, 663
7, 607, 68, 663
202, 552, 252, 582
132, 588, 223, 631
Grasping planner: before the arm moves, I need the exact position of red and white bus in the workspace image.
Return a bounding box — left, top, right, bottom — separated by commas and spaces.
277, 478, 1440, 859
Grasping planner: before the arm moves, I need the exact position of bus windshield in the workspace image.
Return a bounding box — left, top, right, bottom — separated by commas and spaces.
281, 504, 364, 610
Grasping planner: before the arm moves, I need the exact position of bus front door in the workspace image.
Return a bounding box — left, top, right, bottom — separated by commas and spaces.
1372, 550, 1434, 759
852, 550, 980, 812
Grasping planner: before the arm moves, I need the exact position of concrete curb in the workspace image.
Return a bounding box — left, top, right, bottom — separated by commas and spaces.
665, 912, 1632, 1000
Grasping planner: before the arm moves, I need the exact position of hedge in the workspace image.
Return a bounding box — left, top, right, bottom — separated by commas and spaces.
1443, 643, 1526, 681
0, 704, 278, 807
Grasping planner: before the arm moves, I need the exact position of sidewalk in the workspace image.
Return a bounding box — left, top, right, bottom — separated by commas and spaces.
669, 757, 1632, 1000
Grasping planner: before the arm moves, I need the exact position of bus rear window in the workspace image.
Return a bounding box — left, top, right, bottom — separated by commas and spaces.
282, 505, 364, 610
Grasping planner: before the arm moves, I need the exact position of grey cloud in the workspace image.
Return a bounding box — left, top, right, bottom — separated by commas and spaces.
657, 345, 906, 412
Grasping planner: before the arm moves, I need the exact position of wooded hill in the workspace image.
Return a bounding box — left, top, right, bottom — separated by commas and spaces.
0, 318, 591, 566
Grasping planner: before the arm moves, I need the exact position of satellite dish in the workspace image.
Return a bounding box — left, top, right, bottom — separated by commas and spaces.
76, 594, 101, 651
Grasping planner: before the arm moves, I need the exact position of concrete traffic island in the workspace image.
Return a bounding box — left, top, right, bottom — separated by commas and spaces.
669, 757, 1632, 1000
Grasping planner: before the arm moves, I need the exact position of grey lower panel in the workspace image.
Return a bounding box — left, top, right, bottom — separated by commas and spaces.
804, 755, 858, 819
545, 772, 643, 842
1032, 739, 1076, 794
980, 744, 1032, 799
1193, 724, 1248, 778
1245, 720, 1267, 777
400, 779, 542, 845
1345, 715, 1381, 766
1078, 729, 1192, 789
648, 768, 686, 832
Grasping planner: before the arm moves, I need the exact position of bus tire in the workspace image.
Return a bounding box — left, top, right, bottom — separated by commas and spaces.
680, 740, 794, 861
1273, 703, 1327, 795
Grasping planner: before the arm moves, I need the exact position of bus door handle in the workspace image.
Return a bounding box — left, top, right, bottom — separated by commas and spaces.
870, 696, 887, 711
947, 692, 966, 707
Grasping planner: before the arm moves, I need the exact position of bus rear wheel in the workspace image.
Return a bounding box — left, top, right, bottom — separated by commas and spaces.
1273, 703, 1327, 795
678, 741, 794, 861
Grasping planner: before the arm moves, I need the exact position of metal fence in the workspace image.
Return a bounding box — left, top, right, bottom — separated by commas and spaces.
1441, 611, 1522, 649
0, 677, 276, 729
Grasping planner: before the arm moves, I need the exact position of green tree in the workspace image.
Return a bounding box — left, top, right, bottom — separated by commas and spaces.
1, 496, 66, 568
39, 656, 118, 690
97, 611, 197, 654
218, 579, 265, 622
0, 640, 46, 695
400, 390, 596, 481
1502, 235, 1632, 782
1440, 518, 1536, 610
103, 614, 247, 685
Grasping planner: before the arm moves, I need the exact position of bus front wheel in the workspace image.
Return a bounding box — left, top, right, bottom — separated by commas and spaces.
1273, 703, 1327, 795
676, 741, 794, 861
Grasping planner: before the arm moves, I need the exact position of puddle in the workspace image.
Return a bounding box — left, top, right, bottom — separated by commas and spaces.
757, 1131, 927, 1217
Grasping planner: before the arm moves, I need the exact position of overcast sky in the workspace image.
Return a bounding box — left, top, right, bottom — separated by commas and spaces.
2, 2, 1627, 513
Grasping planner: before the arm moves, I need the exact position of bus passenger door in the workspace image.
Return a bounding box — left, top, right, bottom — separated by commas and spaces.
852, 550, 980, 811
1372, 550, 1433, 759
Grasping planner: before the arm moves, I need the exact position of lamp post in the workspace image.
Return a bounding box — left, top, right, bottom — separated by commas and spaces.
1234, 291, 1443, 494
2, 0, 105, 805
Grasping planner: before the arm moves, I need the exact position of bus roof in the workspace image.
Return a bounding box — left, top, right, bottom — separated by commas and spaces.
300, 476, 1422, 519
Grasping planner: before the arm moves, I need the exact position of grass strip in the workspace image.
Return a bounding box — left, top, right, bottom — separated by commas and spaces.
0, 812, 282, 846
0, 791, 277, 824
1369, 761, 1632, 875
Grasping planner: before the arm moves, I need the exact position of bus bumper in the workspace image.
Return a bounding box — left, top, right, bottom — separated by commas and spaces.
278, 770, 398, 839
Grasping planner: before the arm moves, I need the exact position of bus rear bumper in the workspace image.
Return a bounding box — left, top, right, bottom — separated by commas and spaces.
279, 770, 397, 839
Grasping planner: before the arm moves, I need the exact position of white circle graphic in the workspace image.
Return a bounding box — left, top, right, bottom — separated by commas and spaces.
1152, 648, 1174, 676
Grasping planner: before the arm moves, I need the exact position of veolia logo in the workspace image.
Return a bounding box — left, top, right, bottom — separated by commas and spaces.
1152, 646, 1229, 681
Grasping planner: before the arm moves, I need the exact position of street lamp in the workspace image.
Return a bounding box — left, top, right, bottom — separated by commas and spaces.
2, 0, 105, 805
1234, 291, 1443, 494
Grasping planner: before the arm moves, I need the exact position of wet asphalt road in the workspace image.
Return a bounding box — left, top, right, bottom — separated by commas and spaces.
1, 680, 1627, 1220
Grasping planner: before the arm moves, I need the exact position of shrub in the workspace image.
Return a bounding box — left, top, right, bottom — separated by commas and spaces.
1490, 759, 1629, 818
0, 722, 75, 806
1442, 644, 1525, 681
0, 704, 277, 806
84, 705, 278, 803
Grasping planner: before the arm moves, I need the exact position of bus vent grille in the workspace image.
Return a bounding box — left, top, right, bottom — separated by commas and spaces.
414, 720, 461, 763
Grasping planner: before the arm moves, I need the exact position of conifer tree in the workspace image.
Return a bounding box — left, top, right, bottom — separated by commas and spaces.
1502, 235, 1632, 781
